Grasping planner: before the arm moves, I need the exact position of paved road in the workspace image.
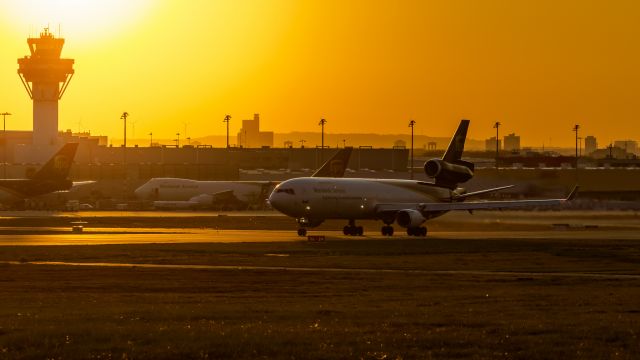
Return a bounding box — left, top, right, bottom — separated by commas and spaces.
0, 228, 638, 246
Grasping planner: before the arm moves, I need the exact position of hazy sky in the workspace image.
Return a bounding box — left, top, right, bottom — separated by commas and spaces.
0, 0, 638, 147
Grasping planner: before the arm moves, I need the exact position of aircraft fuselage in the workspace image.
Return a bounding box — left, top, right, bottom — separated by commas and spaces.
268, 177, 452, 221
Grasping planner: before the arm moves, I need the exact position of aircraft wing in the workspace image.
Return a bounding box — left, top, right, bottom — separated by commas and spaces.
189, 190, 235, 203
376, 186, 578, 213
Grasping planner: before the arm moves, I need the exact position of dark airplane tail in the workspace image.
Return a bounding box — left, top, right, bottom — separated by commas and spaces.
32, 143, 79, 181
442, 119, 470, 163
424, 120, 474, 189
311, 147, 353, 178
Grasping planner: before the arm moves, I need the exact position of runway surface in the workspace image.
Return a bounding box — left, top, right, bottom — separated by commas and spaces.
0, 228, 639, 246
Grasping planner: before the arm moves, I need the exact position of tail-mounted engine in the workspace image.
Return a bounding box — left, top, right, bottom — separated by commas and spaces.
424, 159, 474, 189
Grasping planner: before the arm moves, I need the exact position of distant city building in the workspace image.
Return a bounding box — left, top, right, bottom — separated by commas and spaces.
584, 136, 597, 156
237, 114, 274, 148
613, 140, 638, 155
485, 137, 501, 152
503, 133, 520, 152
591, 146, 629, 160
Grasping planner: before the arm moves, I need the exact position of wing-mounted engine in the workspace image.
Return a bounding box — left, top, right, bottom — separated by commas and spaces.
396, 209, 426, 228
424, 159, 474, 189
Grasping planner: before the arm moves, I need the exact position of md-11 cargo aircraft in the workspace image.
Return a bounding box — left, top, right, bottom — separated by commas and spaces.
268, 120, 578, 236
134, 147, 353, 210
0, 143, 89, 206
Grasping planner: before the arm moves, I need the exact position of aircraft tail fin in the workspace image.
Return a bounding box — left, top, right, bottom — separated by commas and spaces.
311, 147, 353, 178
442, 119, 470, 163
32, 143, 79, 181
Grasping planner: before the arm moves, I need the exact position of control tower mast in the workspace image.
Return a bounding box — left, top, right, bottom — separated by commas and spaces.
17, 28, 74, 147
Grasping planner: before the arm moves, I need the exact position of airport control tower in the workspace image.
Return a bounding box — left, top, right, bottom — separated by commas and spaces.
17, 28, 74, 148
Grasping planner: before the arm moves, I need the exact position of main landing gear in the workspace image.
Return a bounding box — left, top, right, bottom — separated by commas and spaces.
407, 226, 427, 237
297, 228, 307, 236
343, 219, 363, 236
381, 225, 394, 236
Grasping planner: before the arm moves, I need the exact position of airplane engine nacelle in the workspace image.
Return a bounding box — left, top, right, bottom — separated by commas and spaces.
424, 159, 474, 187
396, 209, 426, 228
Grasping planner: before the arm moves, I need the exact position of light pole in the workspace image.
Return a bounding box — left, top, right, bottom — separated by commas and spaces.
319, 118, 327, 162
223, 115, 231, 148
120, 111, 129, 201
343, 139, 346, 148
1, 112, 11, 178
572, 124, 580, 168
175, 133, 180, 148
493, 121, 501, 170
299, 139, 306, 148
121, 112, 129, 148
408, 120, 416, 179
149, 132, 153, 147
578, 137, 582, 157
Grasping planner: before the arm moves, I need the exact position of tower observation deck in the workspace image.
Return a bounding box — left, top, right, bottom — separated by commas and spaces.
17, 28, 74, 147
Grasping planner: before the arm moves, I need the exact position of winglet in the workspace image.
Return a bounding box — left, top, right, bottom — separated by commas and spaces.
311, 148, 353, 178
566, 186, 580, 201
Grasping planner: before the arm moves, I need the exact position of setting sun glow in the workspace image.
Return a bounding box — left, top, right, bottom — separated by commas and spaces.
0, 1, 638, 146
5, 0, 152, 43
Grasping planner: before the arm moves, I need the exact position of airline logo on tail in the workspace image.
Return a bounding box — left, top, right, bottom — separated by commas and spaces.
311, 148, 353, 178
32, 143, 79, 180
54, 155, 71, 172
328, 159, 346, 177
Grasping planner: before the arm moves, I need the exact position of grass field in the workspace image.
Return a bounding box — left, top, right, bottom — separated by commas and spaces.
1, 229, 640, 359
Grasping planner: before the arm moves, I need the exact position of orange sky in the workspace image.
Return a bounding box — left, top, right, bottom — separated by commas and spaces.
0, 0, 638, 147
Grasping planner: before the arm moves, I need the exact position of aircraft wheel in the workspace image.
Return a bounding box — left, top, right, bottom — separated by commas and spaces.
297, 228, 307, 237
356, 226, 364, 236
407, 227, 414, 236
343, 226, 350, 236
420, 226, 427, 237
381, 225, 394, 236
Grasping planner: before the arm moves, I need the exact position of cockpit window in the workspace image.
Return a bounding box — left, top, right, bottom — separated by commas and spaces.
276, 188, 295, 195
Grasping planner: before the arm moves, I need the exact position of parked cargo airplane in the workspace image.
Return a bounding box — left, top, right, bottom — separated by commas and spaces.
0, 143, 86, 205
134, 147, 353, 210
268, 120, 578, 236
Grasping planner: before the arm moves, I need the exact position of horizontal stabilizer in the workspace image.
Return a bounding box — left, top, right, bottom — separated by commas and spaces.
72, 181, 96, 188
454, 185, 515, 199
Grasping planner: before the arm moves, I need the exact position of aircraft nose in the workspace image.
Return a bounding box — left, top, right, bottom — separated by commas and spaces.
267, 191, 280, 210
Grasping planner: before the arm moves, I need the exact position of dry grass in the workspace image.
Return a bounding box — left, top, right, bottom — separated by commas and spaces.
1, 234, 640, 359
